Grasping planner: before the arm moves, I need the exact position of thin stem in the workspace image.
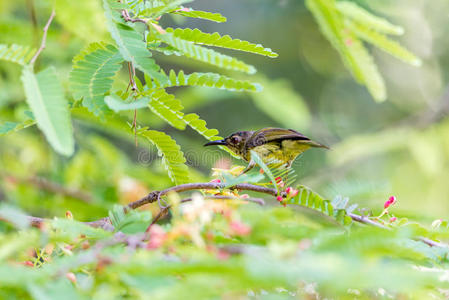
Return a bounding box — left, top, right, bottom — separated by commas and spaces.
30, 9, 56, 65
2, 180, 448, 249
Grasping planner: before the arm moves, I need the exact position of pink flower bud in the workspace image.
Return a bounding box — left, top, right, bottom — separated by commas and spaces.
276, 196, 283, 202
210, 179, 221, 183
230, 221, 251, 236
240, 194, 250, 199
66, 272, 77, 284
389, 217, 397, 222
384, 196, 397, 209
23, 261, 34, 267
65, 211, 73, 219
286, 187, 298, 197
147, 225, 166, 249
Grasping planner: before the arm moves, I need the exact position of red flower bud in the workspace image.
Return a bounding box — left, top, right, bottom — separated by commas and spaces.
23, 261, 34, 267
276, 196, 283, 202
384, 196, 397, 209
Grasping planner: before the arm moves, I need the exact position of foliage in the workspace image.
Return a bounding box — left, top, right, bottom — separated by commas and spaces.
21, 66, 74, 156
307, 0, 420, 102
1, 0, 449, 299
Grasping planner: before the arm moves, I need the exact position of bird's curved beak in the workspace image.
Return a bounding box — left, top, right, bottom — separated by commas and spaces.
204, 139, 227, 147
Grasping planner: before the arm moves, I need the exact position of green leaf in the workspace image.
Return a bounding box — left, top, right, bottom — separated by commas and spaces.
147, 89, 186, 130
0, 119, 35, 136
306, 0, 386, 101
288, 185, 352, 226
138, 129, 190, 184
51, 219, 111, 239
0, 232, 39, 261
172, 9, 227, 23
166, 28, 278, 57
0, 44, 35, 65
69, 42, 123, 115
142, 88, 223, 142
108, 205, 152, 234
21, 66, 74, 156
250, 150, 279, 194
105, 94, 150, 112
148, 70, 261, 92
103, 0, 166, 82
157, 32, 256, 74
348, 20, 421, 66
336, 1, 404, 35
182, 113, 220, 143
137, 0, 193, 18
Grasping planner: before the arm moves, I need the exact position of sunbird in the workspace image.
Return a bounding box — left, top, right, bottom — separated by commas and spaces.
204, 127, 329, 173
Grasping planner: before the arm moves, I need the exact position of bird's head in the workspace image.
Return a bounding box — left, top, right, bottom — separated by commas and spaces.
204, 131, 253, 158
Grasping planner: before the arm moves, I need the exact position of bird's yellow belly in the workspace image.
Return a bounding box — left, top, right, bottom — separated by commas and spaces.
250, 140, 311, 166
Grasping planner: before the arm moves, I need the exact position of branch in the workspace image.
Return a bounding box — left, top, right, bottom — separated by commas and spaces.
121, 10, 148, 25
2, 181, 447, 249
30, 9, 55, 65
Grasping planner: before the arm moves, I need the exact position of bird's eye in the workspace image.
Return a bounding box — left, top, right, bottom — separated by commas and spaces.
230, 136, 240, 144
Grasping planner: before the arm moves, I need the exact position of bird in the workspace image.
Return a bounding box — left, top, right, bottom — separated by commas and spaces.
204, 127, 329, 173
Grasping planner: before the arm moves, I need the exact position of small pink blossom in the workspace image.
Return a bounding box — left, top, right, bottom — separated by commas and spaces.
65, 211, 73, 219
240, 194, 250, 199
216, 250, 231, 260
176, 7, 192, 12
384, 196, 397, 209
147, 224, 166, 249
389, 217, 397, 222
286, 187, 298, 197
210, 178, 221, 184
23, 261, 34, 267
276, 196, 283, 202
66, 272, 77, 284
230, 221, 251, 236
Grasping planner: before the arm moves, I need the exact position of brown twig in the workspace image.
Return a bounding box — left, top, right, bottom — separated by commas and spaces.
121, 10, 148, 25
1, 181, 448, 248
30, 9, 55, 65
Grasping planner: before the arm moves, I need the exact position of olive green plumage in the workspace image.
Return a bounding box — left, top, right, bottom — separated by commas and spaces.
204, 127, 328, 173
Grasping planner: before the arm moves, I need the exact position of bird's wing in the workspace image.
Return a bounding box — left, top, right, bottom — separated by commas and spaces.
246, 128, 310, 148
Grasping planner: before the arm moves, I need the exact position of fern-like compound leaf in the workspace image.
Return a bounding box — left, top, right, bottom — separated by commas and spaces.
103, 0, 166, 82
165, 28, 278, 57
21, 66, 74, 156
138, 129, 190, 184
288, 186, 353, 226
157, 32, 256, 74
147, 70, 261, 92
172, 9, 227, 23
147, 89, 186, 130
336, 1, 404, 35
306, 0, 386, 101
0, 120, 36, 136
348, 20, 421, 66
0, 44, 35, 66
70, 42, 123, 115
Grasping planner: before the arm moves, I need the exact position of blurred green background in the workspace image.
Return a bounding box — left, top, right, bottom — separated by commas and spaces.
1, 0, 449, 222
